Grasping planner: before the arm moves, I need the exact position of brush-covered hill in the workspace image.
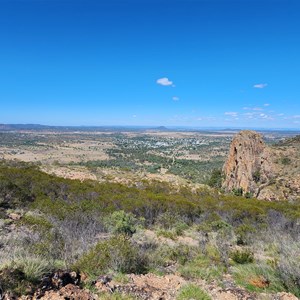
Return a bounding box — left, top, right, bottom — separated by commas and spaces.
277, 135, 300, 146
1, 159, 300, 299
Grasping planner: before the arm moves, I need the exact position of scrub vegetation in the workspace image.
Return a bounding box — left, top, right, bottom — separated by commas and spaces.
1, 159, 300, 298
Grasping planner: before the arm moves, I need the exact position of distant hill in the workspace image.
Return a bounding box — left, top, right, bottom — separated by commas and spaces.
0, 124, 53, 131
153, 126, 169, 131
276, 135, 300, 146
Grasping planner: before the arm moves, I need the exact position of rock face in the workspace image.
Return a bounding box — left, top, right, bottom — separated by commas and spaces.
222, 130, 274, 197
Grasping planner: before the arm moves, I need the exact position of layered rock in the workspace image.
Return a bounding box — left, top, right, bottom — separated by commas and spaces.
222, 130, 274, 197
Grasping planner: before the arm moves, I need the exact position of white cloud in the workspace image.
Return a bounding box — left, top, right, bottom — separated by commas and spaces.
253, 83, 268, 89
264, 103, 270, 107
132, 115, 137, 118
172, 96, 179, 101
156, 77, 173, 86
224, 112, 238, 117
258, 113, 274, 120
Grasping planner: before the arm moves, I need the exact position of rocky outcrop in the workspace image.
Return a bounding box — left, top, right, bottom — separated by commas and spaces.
222, 131, 300, 201
222, 130, 275, 197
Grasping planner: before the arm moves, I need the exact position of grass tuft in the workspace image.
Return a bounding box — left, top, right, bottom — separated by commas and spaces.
176, 284, 211, 300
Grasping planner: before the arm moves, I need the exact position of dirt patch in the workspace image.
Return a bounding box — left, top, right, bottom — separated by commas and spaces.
95, 273, 186, 300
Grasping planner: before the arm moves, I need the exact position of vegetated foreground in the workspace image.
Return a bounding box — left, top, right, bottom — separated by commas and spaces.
0, 128, 300, 299
0, 158, 300, 299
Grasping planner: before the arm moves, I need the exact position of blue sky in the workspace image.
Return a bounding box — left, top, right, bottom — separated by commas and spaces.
0, 0, 299, 128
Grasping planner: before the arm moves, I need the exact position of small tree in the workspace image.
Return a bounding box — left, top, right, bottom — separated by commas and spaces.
207, 168, 223, 188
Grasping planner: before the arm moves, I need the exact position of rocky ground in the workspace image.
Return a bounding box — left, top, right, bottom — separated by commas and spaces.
1, 270, 298, 300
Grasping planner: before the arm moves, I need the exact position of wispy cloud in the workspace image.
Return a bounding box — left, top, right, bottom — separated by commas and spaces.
259, 113, 274, 120
172, 96, 179, 101
243, 106, 263, 111
284, 115, 300, 120
224, 112, 238, 117
253, 83, 268, 89
225, 104, 281, 122
156, 77, 173, 86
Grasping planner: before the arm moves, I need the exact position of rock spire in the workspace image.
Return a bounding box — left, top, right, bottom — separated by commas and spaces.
222, 130, 274, 197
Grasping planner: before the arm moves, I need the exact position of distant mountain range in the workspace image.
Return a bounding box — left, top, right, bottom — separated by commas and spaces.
0, 124, 54, 130
0, 124, 149, 132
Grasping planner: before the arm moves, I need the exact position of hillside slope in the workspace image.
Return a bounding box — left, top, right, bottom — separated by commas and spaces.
1, 160, 300, 299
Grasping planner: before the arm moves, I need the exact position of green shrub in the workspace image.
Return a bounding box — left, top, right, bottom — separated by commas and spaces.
230, 249, 254, 264
197, 214, 231, 236
235, 224, 256, 245
156, 212, 185, 230
177, 284, 211, 300
168, 244, 197, 265
281, 157, 291, 165
252, 170, 261, 183
232, 188, 243, 196
104, 210, 139, 236
73, 235, 147, 276
174, 221, 189, 235
178, 255, 224, 281
210, 220, 231, 231
244, 192, 253, 199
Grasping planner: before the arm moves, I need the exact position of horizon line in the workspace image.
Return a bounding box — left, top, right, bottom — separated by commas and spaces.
1, 123, 300, 132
